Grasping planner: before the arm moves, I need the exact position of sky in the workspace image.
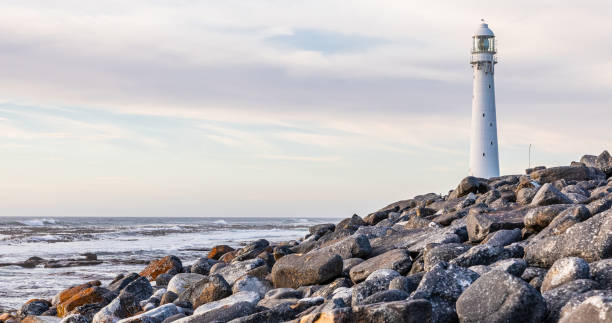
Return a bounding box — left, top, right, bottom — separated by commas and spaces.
1, 1, 611, 218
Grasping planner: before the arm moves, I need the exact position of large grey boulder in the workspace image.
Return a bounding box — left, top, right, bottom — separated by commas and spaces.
533, 205, 591, 240
541, 279, 599, 323
531, 183, 573, 206
541, 257, 590, 292
530, 166, 605, 184
190, 258, 217, 275
232, 239, 269, 262
348, 249, 412, 283
167, 273, 206, 296
411, 262, 480, 323
352, 299, 432, 322
559, 295, 612, 323
351, 269, 401, 305
524, 209, 612, 267
581, 150, 612, 177
466, 207, 527, 242
369, 224, 464, 256
558, 290, 612, 322
524, 204, 572, 232
232, 275, 270, 298
178, 274, 231, 308
589, 259, 612, 289
449, 176, 489, 199
116, 304, 180, 323
271, 251, 342, 288
423, 243, 471, 271
92, 278, 153, 323
175, 291, 261, 323
450, 243, 523, 268
483, 228, 522, 247
211, 258, 266, 286
315, 234, 371, 260
456, 270, 546, 323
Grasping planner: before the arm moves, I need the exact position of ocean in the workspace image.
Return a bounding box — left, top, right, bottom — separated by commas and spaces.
0, 216, 338, 311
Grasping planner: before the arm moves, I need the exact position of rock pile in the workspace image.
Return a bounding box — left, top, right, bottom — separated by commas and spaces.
3, 151, 612, 323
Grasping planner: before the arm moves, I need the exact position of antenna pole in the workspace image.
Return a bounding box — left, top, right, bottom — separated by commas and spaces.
529, 144, 532, 168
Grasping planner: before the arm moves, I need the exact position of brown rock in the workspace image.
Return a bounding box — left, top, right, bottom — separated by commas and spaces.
219, 250, 238, 263
57, 287, 107, 317
139, 256, 182, 281
530, 166, 605, 184
208, 245, 235, 260
52, 281, 101, 306
271, 251, 343, 289
297, 308, 353, 323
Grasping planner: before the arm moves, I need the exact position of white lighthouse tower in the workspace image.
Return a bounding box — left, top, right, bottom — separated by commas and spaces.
469, 21, 500, 178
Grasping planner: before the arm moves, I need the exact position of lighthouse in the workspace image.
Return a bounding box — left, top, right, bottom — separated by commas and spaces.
469, 21, 500, 178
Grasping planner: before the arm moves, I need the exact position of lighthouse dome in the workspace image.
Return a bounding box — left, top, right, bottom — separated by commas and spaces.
474, 23, 495, 37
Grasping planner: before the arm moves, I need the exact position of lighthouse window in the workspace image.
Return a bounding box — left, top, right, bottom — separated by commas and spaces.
491, 141, 493, 145
483, 153, 486, 157
482, 113, 485, 117
490, 122, 493, 127
489, 84, 491, 88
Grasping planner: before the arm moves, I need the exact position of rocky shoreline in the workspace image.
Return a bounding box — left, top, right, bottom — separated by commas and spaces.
2, 150, 612, 323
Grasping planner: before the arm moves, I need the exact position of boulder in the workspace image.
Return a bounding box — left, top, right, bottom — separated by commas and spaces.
361, 290, 408, 305
530, 183, 573, 206
316, 234, 371, 260
108, 273, 140, 293
524, 209, 612, 267
52, 281, 101, 306
488, 258, 527, 277
232, 239, 269, 262
369, 225, 464, 256
411, 262, 480, 323
175, 292, 261, 323
423, 243, 471, 272
516, 187, 538, 205
388, 273, 423, 294
265, 288, 303, 300
311, 278, 352, 299
190, 258, 217, 275
232, 275, 270, 298
590, 259, 612, 289
483, 228, 522, 246
92, 279, 154, 323
348, 249, 411, 283
57, 287, 108, 317
167, 273, 206, 296
524, 204, 572, 232
341, 258, 363, 277
271, 252, 343, 288
227, 303, 296, 323
208, 245, 235, 260
179, 274, 232, 308
558, 290, 612, 322
450, 244, 522, 268
559, 295, 612, 323
581, 150, 612, 177
530, 166, 605, 184
335, 214, 367, 232
211, 258, 266, 286
352, 299, 432, 322
19, 300, 52, 317
541, 257, 590, 292
309, 224, 335, 237
466, 207, 527, 242
115, 304, 180, 323
155, 273, 174, 288
160, 291, 178, 305
542, 279, 600, 323
533, 205, 591, 240
139, 256, 183, 281
449, 176, 489, 199
456, 270, 546, 323
21, 317, 61, 323
59, 314, 89, 323
351, 269, 400, 306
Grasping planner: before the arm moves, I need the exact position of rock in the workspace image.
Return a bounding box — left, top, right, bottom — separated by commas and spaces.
265, 288, 303, 300
364, 211, 390, 226
227, 303, 296, 323
587, 193, 612, 216
483, 228, 522, 246
348, 249, 411, 283
489, 258, 527, 277
517, 187, 538, 205
456, 270, 546, 323
524, 209, 612, 267
411, 262, 480, 323
388, 273, 423, 294
271, 251, 342, 289
190, 258, 217, 275
449, 176, 490, 199
66, 303, 105, 322
521, 266, 547, 282
232, 275, 270, 298
531, 166, 605, 184
466, 207, 527, 242
309, 224, 335, 237
558, 290, 612, 322
369, 225, 464, 256
19, 300, 52, 317
232, 239, 269, 262
542, 279, 600, 322
450, 244, 522, 267
581, 150, 612, 177
541, 257, 590, 292
296, 307, 353, 323
156, 273, 174, 288
59, 314, 89, 323
140, 256, 183, 281
175, 292, 261, 323
52, 281, 102, 306
167, 273, 206, 296
335, 214, 367, 232
361, 290, 408, 305
352, 299, 432, 322
57, 286, 108, 317
341, 258, 363, 277
316, 234, 371, 260
160, 291, 178, 305
108, 273, 140, 293
21, 316, 62, 323
92, 277, 153, 323
178, 274, 231, 308
524, 204, 572, 232
161, 314, 186, 323
590, 259, 612, 289
212, 258, 266, 286
423, 243, 471, 272
208, 245, 235, 260
530, 183, 574, 206
534, 205, 591, 240
352, 269, 400, 305
115, 304, 180, 323
310, 278, 352, 299
559, 295, 612, 323
272, 246, 294, 260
